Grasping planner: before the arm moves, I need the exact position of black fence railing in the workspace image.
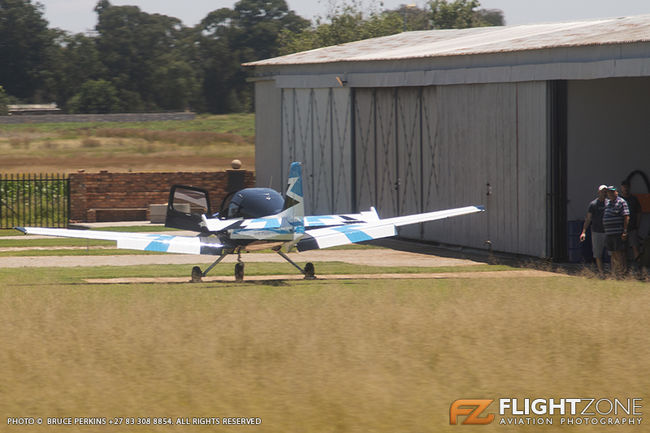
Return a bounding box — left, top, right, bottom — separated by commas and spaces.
0, 174, 70, 229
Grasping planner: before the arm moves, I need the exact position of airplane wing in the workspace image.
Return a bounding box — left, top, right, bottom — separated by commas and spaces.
15, 227, 225, 255
201, 208, 380, 232
296, 205, 485, 251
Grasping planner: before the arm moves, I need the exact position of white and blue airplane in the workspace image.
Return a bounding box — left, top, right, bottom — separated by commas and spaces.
17, 162, 484, 281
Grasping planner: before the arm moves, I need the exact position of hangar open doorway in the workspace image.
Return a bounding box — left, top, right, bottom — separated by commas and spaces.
565, 77, 650, 260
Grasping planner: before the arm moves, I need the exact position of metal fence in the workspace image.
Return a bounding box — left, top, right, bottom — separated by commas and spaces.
0, 174, 70, 228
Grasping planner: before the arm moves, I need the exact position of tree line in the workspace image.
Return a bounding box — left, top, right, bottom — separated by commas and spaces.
0, 0, 504, 114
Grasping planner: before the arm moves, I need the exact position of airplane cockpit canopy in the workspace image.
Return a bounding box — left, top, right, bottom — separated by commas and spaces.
227, 188, 284, 219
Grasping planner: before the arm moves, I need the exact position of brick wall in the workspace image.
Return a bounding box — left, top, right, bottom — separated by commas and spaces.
69, 170, 255, 222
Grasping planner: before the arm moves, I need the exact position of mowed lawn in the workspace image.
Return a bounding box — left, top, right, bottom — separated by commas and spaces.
1, 266, 649, 433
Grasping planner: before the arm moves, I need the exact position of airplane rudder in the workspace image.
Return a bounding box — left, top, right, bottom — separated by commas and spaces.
287, 162, 303, 200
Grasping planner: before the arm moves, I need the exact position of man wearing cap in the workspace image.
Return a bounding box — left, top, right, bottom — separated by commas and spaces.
603, 185, 630, 277
580, 185, 607, 275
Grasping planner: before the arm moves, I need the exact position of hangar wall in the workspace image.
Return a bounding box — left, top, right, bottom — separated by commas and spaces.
279, 87, 353, 215
567, 77, 650, 220
354, 82, 549, 257
260, 81, 550, 257
254, 80, 283, 193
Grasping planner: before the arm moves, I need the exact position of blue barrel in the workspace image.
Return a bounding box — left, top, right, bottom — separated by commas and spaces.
567, 220, 590, 263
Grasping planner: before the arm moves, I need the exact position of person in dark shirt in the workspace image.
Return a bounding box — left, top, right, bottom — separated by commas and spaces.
580, 185, 607, 274
620, 180, 642, 260
603, 186, 630, 278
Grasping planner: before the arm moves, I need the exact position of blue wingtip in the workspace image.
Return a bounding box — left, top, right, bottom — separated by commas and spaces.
477, 205, 486, 211
15, 227, 27, 234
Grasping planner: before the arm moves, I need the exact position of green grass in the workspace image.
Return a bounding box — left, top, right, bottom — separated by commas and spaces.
0, 268, 648, 433
89, 225, 181, 232
0, 113, 255, 137
0, 262, 511, 278
0, 238, 114, 247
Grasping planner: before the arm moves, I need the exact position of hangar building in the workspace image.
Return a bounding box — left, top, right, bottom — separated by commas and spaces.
245, 15, 650, 260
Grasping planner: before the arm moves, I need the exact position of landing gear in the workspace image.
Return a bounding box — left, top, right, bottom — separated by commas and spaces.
190, 253, 228, 283
189, 248, 315, 282
191, 266, 203, 283
234, 261, 245, 282
190, 250, 247, 283
303, 262, 315, 279
273, 246, 316, 279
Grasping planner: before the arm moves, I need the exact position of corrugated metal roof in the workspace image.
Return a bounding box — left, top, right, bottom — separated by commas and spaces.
246, 14, 650, 67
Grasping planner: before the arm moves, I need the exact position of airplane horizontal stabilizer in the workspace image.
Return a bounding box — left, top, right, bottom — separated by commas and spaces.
16, 227, 225, 256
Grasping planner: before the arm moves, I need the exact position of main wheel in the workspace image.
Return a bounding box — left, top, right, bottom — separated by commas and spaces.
191, 266, 203, 283
304, 262, 316, 280
234, 262, 245, 282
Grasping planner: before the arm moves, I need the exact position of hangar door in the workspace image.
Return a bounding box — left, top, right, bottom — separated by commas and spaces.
354, 88, 422, 221
280, 88, 353, 215
354, 83, 549, 257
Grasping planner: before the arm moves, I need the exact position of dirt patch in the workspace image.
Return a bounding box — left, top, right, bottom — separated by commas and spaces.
85, 270, 564, 284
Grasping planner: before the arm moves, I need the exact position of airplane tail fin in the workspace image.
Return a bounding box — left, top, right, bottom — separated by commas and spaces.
281, 162, 304, 220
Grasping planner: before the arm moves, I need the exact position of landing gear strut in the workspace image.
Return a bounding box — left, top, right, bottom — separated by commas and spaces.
190, 252, 229, 283
190, 248, 315, 282
273, 247, 316, 280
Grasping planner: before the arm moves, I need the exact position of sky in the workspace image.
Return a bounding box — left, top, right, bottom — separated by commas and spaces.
40, 0, 650, 34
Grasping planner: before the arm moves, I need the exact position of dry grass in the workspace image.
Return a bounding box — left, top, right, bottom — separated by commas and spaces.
1, 275, 649, 432
0, 114, 255, 173
91, 128, 252, 147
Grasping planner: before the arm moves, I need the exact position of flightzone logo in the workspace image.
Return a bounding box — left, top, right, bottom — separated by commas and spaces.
450, 400, 495, 425
450, 398, 643, 426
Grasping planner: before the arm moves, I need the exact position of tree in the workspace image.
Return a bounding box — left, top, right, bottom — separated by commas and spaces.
280, 0, 504, 55
0, 0, 54, 100
67, 79, 120, 113
0, 85, 9, 115
231, 0, 309, 61
278, 2, 404, 55
395, 5, 432, 31
42, 31, 107, 111
197, 0, 309, 113
93, 0, 199, 112
475, 8, 505, 26
430, 0, 504, 29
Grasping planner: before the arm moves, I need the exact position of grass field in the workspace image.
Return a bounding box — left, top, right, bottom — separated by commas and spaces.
1, 261, 649, 432
0, 114, 255, 173
2, 116, 649, 431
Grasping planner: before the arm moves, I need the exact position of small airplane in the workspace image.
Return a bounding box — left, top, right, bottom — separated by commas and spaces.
17, 162, 484, 282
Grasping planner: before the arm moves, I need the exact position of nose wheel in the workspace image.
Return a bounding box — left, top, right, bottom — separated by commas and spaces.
234, 261, 245, 282
191, 266, 203, 283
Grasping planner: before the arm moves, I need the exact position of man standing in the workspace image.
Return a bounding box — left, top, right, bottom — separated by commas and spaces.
580, 185, 607, 275
620, 180, 642, 260
603, 186, 630, 278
